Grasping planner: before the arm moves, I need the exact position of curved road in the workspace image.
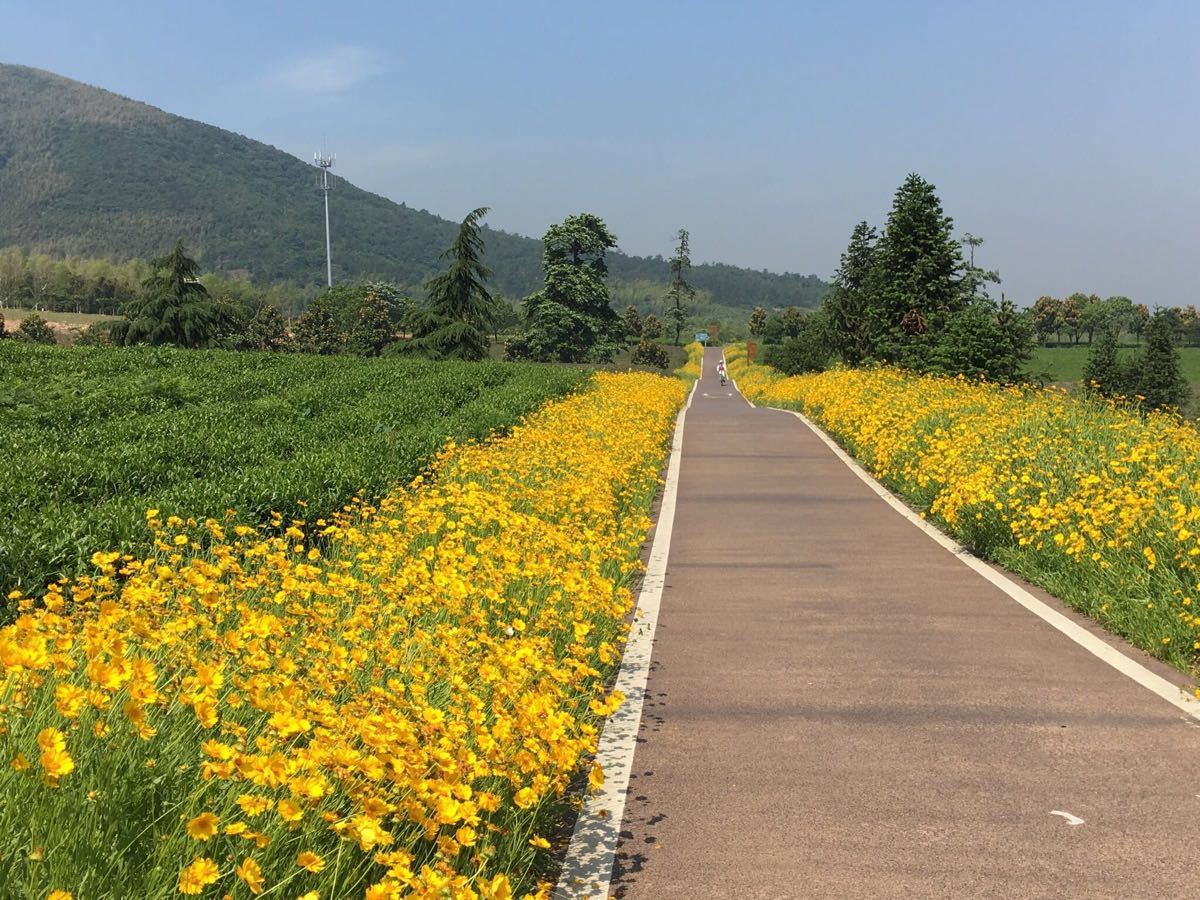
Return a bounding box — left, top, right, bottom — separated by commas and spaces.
605, 347, 1200, 899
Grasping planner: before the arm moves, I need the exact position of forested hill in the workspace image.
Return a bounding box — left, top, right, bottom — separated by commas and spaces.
0, 64, 828, 308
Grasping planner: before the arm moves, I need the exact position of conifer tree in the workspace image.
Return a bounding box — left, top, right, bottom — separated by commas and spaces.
823, 221, 879, 364
1082, 324, 1124, 397
869, 175, 967, 368
115, 241, 232, 348
1134, 309, 1189, 410
408, 208, 496, 360
664, 229, 695, 346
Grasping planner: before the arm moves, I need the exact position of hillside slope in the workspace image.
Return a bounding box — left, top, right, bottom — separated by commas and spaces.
0, 64, 827, 307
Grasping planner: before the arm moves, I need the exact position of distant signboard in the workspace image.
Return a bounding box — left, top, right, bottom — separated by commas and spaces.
694, 331, 710, 344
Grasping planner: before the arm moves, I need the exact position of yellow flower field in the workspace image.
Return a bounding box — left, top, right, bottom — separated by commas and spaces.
0, 371, 686, 899
726, 345, 1200, 672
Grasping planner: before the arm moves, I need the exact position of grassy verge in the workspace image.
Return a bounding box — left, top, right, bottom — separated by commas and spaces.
726, 344, 1200, 675
0, 342, 587, 598
0, 370, 687, 898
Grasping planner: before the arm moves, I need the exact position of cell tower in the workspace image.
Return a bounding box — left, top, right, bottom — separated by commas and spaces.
314, 152, 336, 287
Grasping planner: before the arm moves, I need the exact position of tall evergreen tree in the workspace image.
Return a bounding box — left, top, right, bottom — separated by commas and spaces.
1082, 323, 1124, 396
1134, 309, 1189, 411
519, 213, 621, 362
408, 208, 495, 361
869, 175, 968, 368
115, 241, 232, 348
663, 228, 695, 346
822, 221, 878, 364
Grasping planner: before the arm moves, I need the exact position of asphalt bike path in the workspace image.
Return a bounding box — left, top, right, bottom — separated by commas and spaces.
603, 347, 1200, 898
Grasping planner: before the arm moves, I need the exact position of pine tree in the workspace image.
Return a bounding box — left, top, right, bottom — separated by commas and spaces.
869, 175, 968, 368
115, 240, 232, 348
1082, 324, 1123, 396
1133, 309, 1189, 411
408, 208, 496, 360
822, 222, 878, 364
663, 229, 695, 346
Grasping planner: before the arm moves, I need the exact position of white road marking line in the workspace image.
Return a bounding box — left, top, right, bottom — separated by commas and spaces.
1050, 810, 1085, 825
553, 358, 700, 899
773, 406, 1200, 721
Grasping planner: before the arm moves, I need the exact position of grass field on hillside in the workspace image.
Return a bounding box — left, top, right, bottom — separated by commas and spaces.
0, 342, 587, 597
2, 306, 121, 327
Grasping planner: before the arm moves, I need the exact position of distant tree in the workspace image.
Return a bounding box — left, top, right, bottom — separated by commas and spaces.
1129, 303, 1151, 344
293, 297, 343, 354
1031, 296, 1062, 345
408, 208, 495, 360
490, 299, 521, 342
779, 306, 806, 339
747, 305, 768, 337
762, 311, 833, 374
822, 222, 878, 364
1133, 309, 1189, 411
1178, 305, 1200, 347
237, 304, 292, 351
623, 304, 643, 339
1104, 296, 1135, 340
518, 213, 622, 362
350, 290, 398, 357
663, 229, 695, 346
1082, 323, 1125, 397
866, 174, 969, 368
1078, 294, 1109, 344
641, 314, 664, 341
630, 339, 670, 369
1059, 294, 1087, 344
16, 314, 56, 345
113, 241, 232, 348
959, 232, 1001, 300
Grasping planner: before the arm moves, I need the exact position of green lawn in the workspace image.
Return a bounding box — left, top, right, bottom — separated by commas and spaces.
1030, 344, 1200, 384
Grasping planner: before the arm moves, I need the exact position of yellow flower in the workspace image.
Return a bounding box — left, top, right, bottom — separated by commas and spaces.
277, 798, 303, 823
296, 850, 326, 873
178, 857, 220, 894
529, 835, 551, 849
235, 857, 264, 895
237, 794, 271, 817
186, 812, 219, 841
10, 753, 29, 772
48, 892, 73, 900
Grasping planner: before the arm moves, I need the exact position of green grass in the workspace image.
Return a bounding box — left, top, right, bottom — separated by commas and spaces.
0, 342, 587, 598
1030, 343, 1200, 383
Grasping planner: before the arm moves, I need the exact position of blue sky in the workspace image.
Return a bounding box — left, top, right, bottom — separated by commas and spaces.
3, 1, 1198, 304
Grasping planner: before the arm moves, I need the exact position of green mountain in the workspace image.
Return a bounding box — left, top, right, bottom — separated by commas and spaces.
0, 63, 828, 309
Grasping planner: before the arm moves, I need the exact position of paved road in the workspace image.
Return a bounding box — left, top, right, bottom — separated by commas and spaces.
610, 347, 1200, 899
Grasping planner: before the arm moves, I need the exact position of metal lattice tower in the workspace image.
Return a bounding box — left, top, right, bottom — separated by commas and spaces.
314, 153, 336, 287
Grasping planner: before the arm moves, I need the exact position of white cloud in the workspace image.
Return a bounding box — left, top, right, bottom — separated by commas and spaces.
270, 46, 384, 95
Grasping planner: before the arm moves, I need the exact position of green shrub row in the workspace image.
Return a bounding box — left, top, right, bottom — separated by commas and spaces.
0, 342, 587, 598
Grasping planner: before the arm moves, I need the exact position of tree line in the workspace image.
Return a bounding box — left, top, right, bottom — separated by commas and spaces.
2, 211, 699, 369
750, 173, 1189, 412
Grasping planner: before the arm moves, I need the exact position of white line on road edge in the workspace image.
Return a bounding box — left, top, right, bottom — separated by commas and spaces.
774, 406, 1200, 721
553, 361, 700, 899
